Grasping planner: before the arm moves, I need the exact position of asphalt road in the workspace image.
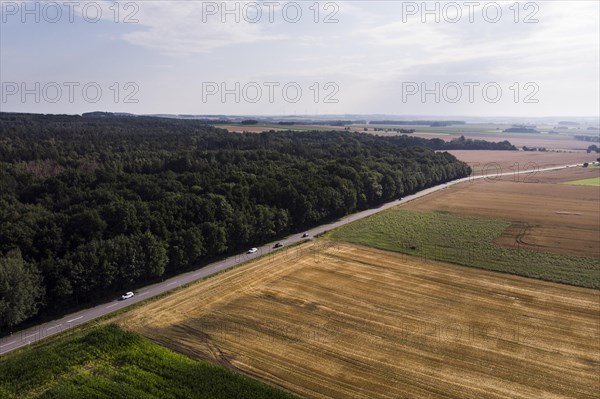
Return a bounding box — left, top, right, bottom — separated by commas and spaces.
0, 163, 582, 356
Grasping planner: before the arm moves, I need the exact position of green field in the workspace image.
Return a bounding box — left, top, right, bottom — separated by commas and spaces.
327, 209, 599, 289
0, 324, 298, 399
561, 176, 600, 186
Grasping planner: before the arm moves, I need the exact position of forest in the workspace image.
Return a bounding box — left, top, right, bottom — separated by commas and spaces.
0, 112, 481, 330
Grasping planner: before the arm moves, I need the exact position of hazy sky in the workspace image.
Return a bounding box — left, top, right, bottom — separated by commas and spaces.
1, 0, 599, 117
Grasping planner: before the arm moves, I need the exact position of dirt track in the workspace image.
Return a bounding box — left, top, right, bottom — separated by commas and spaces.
120, 242, 600, 399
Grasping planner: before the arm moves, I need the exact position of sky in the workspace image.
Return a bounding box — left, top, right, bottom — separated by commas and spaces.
1, 0, 599, 117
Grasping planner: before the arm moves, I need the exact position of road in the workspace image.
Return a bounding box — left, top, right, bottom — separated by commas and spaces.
0, 163, 582, 356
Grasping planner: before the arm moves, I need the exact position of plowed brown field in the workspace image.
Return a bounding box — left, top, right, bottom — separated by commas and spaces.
120, 242, 600, 399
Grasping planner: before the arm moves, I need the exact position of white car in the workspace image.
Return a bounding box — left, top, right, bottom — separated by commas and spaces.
121, 291, 134, 300
247, 247, 258, 254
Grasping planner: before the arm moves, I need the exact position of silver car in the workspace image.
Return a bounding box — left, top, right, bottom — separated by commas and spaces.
121, 291, 134, 300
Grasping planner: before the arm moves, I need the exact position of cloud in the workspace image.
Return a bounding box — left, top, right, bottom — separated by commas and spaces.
114, 1, 285, 55
353, 1, 599, 82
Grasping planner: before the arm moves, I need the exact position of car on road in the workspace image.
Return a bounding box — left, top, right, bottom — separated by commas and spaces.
273, 242, 284, 248
247, 247, 258, 254
302, 233, 309, 238
121, 292, 134, 300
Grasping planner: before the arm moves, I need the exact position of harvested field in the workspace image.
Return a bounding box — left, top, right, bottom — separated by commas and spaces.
447, 150, 597, 175
120, 242, 600, 399
402, 172, 600, 259
512, 166, 600, 184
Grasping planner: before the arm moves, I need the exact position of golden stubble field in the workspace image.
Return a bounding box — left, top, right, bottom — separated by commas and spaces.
119, 242, 600, 399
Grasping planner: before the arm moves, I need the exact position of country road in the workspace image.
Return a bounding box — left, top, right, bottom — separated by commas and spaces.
0, 163, 583, 356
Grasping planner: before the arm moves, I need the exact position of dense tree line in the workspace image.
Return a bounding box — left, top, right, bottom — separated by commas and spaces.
384, 135, 516, 151
503, 127, 540, 133
0, 113, 473, 329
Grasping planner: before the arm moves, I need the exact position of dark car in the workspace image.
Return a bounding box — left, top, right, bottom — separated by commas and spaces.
273, 242, 284, 248
302, 233, 309, 238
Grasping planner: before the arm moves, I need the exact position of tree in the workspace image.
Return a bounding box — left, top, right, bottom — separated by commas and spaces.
139, 231, 168, 278
105, 235, 144, 286
181, 227, 205, 266
101, 201, 139, 236
0, 249, 45, 330
67, 209, 106, 247
202, 222, 228, 254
